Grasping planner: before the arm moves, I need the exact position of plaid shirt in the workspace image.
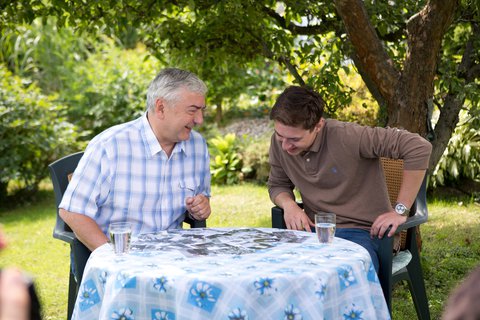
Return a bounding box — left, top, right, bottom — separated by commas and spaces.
60, 113, 211, 236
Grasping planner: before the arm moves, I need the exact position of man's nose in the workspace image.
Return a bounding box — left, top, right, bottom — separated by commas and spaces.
281, 139, 292, 150
194, 110, 204, 125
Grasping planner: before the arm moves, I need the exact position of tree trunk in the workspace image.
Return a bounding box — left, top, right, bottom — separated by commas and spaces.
392, 0, 458, 136
335, 0, 459, 169
430, 95, 462, 169
334, 0, 399, 102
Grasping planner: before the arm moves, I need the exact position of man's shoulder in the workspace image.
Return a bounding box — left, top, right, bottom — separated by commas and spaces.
90, 117, 142, 146
325, 118, 362, 127
325, 119, 366, 134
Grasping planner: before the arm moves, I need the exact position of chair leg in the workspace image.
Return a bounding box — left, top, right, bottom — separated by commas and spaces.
378, 236, 394, 314
406, 231, 430, 320
406, 256, 430, 320
382, 275, 393, 313
67, 269, 76, 320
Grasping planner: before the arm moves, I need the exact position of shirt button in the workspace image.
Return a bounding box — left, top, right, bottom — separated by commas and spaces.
306, 158, 310, 162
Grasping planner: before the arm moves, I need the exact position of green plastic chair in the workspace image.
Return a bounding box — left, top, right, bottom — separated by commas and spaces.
49, 152, 87, 320
271, 158, 430, 320
49, 152, 206, 320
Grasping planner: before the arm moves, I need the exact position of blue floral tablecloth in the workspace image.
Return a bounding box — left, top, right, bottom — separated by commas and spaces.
72, 228, 390, 320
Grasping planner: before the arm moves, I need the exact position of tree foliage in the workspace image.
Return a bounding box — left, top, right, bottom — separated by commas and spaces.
1, 0, 480, 181
432, 110, 480, 186
0, 65, 83, 201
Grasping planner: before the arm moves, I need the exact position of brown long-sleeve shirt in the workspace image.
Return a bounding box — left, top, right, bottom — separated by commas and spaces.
268, 119, 432, 229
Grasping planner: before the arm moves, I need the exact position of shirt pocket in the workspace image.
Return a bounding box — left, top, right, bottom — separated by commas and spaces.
178, 178, 199, 198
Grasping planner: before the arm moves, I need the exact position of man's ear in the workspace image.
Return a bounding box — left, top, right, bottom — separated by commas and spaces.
154, 98, 166, 118
314, 117, 325, 132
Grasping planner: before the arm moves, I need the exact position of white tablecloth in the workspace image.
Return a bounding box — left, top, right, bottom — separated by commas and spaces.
72, 228, 390, 320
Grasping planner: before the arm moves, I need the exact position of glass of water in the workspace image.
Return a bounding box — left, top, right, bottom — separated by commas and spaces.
315, 212, 336, 244
109, 222, 132, 255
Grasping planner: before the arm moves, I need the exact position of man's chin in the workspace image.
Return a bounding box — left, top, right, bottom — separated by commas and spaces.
180, 129, 192, 140
286, 149, 300, 156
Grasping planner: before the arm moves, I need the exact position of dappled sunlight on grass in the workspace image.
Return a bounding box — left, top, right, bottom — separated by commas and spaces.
0, 190, 69, 320
1, 184, 479, 320
390, 198, 480, 318
209, 183, 273, 228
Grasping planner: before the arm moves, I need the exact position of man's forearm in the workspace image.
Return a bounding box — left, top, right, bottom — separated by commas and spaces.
59, 209, 109, 251
396, 170, 426, 209
273, 192, 298, 210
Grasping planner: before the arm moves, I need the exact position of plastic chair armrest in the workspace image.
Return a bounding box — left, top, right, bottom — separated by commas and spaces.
53, 229, 76, 244
396, 214, 427, 233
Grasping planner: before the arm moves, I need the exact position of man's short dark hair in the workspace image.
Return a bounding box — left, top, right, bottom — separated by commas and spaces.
270, 86, 326, 130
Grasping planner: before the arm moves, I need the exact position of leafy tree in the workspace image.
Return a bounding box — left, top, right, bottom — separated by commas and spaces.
2, 0, 480, 173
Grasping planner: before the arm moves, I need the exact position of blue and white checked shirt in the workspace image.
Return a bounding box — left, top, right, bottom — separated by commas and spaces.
59, 113, 211, 236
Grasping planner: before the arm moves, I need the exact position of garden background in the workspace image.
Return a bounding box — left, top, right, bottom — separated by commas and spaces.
1, 1, 480, 319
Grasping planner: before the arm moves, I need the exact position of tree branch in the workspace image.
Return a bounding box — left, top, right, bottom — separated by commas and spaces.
334, 0, 400, 102
245, 27, 306, 86
277, 56, 306, 86
349, 50, 387, 109
429, 13, 476, 169
403, 0, 459, 82
468, 64, 480, 79
262, 6, 339, 35
264, 4, 406, 42
465, 22, 480, 81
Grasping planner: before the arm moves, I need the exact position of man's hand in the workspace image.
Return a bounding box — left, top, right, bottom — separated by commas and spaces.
186, 194, 211, 221
284, 204, 314, 232
370, 211, 407, 239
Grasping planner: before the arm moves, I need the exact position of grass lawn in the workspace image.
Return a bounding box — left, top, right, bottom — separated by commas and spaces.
1, 183, 479, 319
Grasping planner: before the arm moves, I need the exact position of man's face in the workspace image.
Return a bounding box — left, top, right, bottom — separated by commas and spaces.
161, 88, 206, 142
274, 121, 320, 155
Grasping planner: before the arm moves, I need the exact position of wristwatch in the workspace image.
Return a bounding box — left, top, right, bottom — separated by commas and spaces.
394, 202, 410, 216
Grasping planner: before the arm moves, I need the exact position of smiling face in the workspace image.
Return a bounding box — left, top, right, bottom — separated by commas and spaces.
164, 89, 206, 142
274, 120, 323, 155
149, 87, 206, 152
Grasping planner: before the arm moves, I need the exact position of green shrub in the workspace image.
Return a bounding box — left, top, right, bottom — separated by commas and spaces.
61, 41, 161, 138
240, 136, 271, 183
208, 133, 243, 185
1, 20, 161, 139
431, 110, 480, 187
0, 18, 90, 94
0, 65, 83, 201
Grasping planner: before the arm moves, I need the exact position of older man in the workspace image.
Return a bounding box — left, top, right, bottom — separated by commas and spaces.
60, 68, 211, 251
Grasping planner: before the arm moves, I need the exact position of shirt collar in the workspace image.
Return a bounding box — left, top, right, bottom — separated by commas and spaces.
140, 112, 162, 157
140, 112, 188, 157
306, 120, 327, 154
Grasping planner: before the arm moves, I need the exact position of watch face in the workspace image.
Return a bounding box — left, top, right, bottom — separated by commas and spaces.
395, 203, 407, 215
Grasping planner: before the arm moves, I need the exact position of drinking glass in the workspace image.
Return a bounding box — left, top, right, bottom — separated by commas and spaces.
109, 222, 132, 255
315, 212, 336, 244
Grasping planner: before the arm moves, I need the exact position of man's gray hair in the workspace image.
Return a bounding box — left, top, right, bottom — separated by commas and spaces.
146, 68, 207, 112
